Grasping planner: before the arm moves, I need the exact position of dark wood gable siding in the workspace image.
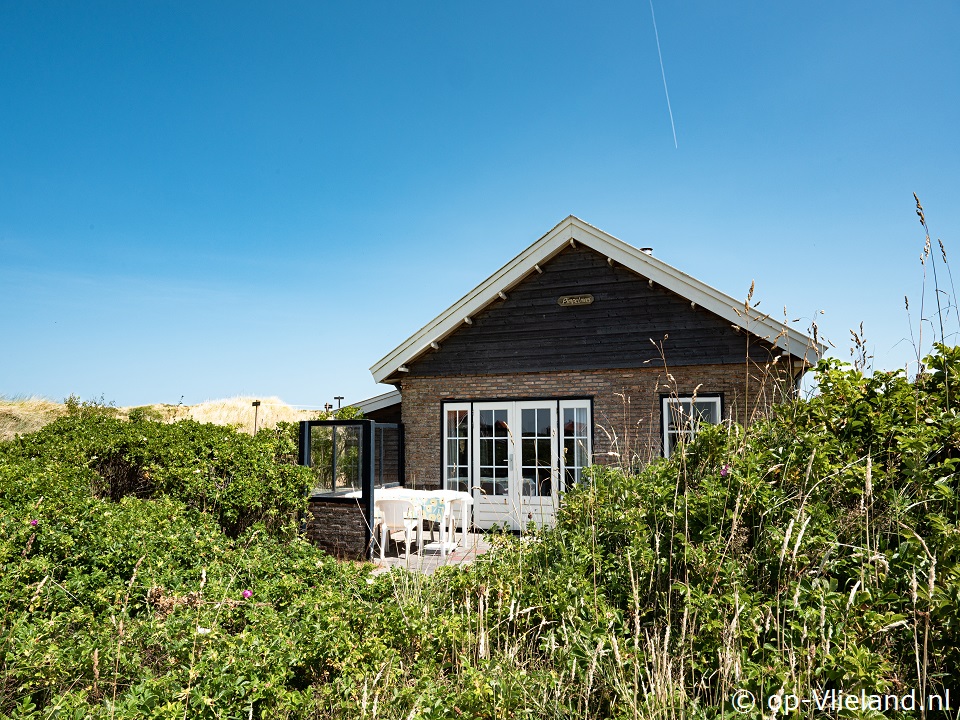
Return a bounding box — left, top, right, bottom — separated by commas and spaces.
408, 245, 778, 376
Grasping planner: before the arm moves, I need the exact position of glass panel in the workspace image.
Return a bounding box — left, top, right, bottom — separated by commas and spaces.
308, 424, 362, 496
480, 466, 495, 496
574, 439, 588, 468
478, 407, 510, 497
454, 468, 469, 493
538, 409, 551, 436
522, 438, 535, 462
520, 406, 553, 498
494, 438, 507, 465
668, 401, 691, 433
480, 439, 492, 466
575, 407, 588, 434
494, 466, 508, 496
521, 471, 547, 496
522, 409, 536, 436
521, 472, 536, 496
538, 467, 551, 496
693, 400, 719, 424
537, 438, 551, 463
667, 432, 682, 456
664, 397, 719, 457
444, 406, 470, 492
560, 402, 591, 488
335, 426, 361, 492
479, 410, 493, 437
309, 425, 333, 494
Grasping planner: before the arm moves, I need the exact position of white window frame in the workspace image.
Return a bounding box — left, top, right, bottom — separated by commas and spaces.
661, 395, 722, 457
442, 402, 471, 492
441, 398, 593, 489
559, 399, 592, 487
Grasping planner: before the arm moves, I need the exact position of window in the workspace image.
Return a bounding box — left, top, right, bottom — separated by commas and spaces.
478, 407, 510, 496
520, 406, 553, 496
560, 400, 591, 485
662, 395, 722, 457
441, 399, 593, 493
443, 403, 470, 492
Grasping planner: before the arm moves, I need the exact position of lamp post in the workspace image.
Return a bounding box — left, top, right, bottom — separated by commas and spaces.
251, 400, 260, 434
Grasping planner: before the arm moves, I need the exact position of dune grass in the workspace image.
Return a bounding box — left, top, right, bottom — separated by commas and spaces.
0, 396, 66, 442
179, 396, 317, 430
0, 395, 319, 442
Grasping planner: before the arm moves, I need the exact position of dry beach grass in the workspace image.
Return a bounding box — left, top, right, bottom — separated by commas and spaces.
0, 394, 318, 441
0, 396, 65, 441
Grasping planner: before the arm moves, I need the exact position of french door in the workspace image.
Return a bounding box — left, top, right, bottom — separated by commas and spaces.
443, 399, 591, 530
472, 401, 557, 530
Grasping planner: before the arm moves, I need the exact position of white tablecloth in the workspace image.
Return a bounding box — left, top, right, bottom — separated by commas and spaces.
375, 487, 473, 547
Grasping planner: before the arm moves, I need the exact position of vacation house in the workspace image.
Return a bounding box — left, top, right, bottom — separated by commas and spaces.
364, 216, 821, 530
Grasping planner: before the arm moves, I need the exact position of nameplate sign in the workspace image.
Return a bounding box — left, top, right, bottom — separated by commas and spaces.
558, 294, 594, 307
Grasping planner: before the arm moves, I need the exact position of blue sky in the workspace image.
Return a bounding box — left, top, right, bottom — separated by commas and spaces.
2, 1, 958, 408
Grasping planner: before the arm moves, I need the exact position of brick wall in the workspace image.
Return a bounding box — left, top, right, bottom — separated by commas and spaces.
304, 499, 371, 559
400, 363, 794, 489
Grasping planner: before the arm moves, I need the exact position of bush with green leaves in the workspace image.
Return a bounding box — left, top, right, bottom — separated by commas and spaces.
2, 349, 959, 718
434, 347, 959, 717
2, 410, 310, 537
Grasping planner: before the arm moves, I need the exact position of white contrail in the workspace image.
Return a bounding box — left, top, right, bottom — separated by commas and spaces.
648, 0, 677, 148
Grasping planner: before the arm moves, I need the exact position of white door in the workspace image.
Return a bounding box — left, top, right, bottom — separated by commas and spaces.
442, 399, 591, 531
515, 402, 559, 527
471, 402, 558, 530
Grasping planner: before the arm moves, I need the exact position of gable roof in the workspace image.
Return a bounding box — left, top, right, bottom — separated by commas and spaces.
371, 216, 824, 384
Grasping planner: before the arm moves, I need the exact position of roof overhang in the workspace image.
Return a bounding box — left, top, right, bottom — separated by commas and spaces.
371, 216, 825, 384
347, 389, 402, 414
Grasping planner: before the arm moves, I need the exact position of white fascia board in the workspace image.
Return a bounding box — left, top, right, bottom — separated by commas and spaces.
592, 228, 824, 365
370, 216, 823, 383
370, 217, 577, 383
348, 389, 402, 414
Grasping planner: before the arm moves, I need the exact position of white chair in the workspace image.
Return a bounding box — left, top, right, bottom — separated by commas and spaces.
375, 498, 420, 560
445, 496, 469, 547
433, 490, 473, 549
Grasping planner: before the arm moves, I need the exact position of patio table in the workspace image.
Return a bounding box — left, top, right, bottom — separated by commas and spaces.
375, 487, 473, 551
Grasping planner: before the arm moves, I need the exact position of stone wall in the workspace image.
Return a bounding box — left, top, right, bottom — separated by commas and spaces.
399, 362, 795, 489
304, 498, 370, 559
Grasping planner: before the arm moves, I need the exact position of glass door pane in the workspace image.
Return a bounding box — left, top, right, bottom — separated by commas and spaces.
478, 408, 510, 497
560, 401, 591, 487
520, 407, 553, 496
444, 405, 470, 492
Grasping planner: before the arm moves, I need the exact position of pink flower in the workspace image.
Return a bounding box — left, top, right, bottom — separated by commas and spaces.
242, 590, 253, 599
720, 464, 730, 477
30, 519, 38, 526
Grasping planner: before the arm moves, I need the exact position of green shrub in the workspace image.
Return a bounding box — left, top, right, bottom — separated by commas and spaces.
2, 414, 311, 537
1, 349, 958, 718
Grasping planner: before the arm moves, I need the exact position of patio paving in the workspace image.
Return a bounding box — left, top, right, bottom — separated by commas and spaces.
372, 531, 492, 575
